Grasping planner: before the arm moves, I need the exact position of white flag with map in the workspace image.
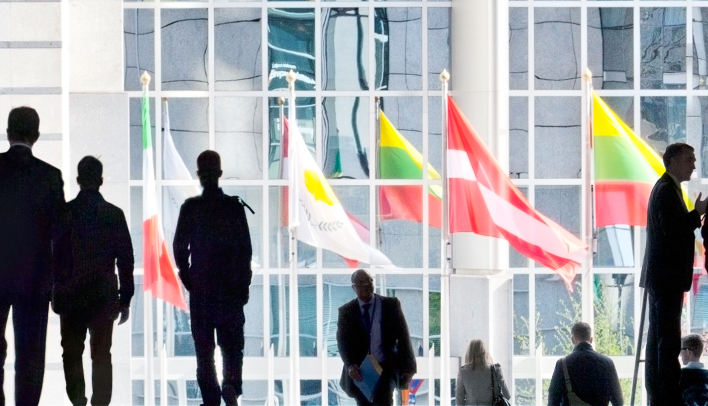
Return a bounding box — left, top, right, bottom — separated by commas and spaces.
288, 120, 392, 266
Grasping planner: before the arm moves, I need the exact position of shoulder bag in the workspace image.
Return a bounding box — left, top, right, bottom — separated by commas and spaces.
561, 357, 592, 406
490, 364, 511, 406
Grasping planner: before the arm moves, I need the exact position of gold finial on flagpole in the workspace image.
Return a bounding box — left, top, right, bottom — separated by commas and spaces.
141, 71, 151, 86
583, 68, 592, 83
440, 69, 450, 83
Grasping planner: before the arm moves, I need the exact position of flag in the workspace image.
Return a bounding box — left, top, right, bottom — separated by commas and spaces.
288, 117, 392, 266
446, 96, 587, 289
379, 111, 443, 228
142, 87, 188, 311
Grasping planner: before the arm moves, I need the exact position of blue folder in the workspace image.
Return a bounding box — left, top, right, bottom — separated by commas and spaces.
354, 354, 383, 403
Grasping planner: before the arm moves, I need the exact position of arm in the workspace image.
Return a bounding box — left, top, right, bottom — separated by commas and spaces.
608, 361, 624, 406
392, 298, 417, 386
235, 202, 252, 303
336, 306, 355, 368
495, 365, 511, 400
655, 184, 701, 240
547, 360, 564, 406
455, 370, 466, 405
173, 203, 192, 291
114, 209, 135, 309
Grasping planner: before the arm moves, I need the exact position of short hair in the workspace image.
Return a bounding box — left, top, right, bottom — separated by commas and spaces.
464, 339, 492, 370
571, 322, 592, 343
7, 107, 40, 144
663, 143, 694, 168
77, 156, 103, 189
351, 269, 372, 284
682, 334, 704, 356
197, 150, 221, 178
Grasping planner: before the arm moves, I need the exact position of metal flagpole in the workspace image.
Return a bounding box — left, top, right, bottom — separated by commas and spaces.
439, 69, 452, 405
278, 97, 285, 270
581, 69, 595, 326
286, 69, 301, 406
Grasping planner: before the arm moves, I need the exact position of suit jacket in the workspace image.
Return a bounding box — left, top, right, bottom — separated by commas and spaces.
680, 367, 708, 406
53, 190, 134, 316
336, 294, 417, 399
0, 145, 65, 302
548, 342, 623, 406
173, 186, 252, 304
640, 172, 700, 293
456, 363, 510, 406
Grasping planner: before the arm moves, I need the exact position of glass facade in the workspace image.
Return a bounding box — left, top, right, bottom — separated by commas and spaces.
124, 0, 450, 404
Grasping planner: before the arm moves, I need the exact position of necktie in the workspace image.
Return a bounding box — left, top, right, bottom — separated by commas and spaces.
362, 303, 372, 334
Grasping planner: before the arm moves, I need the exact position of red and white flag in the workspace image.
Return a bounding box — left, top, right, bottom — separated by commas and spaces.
446, 96, 587, 289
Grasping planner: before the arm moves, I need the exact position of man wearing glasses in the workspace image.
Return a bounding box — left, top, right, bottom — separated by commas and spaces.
679, 334, 708, 406
336, 269, 417, 406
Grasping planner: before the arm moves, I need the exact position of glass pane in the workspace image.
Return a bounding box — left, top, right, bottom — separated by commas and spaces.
222, 186, 263, 269
515, 379, 535, 406
322, 8, 369, 91
534, 8, 581, 90
214, 8, 262, 91
593, 273, 635, 356
268, 274, 317, 357
509, 187, 528, 268
323, 274, 353, 357
268, 8, 316, 91
640, 8, 686, 89
596, 225, 636, 267
378, 186, 423, 268
535, 274, 581, 356
299, 275, 317, 357
588, 8, 634, 90
513, 274, 530, 355
130, 97, 155, 180
534, 97, 581, 179
124, 9, 155, 91
131, 275, 144, 357
382, 274, 424, 354
697, 97, 708, 177
535, 186, 581, 240
323, 186, 370, 268
509, 7, 528, 90
430, 274, 441, 356
161, 9, 209, 91
694, 9, 708, 90
244, 275, 264, 356
377, 97, 423, 179
640, 96, 686, 149
215, 97, 264, 180
268, 186, 316, 268
270, 274, 289, 357
130, 187, 144, 265
162, 97, 209, 177
509, 97, 528, 179
322, 97, 370, 179
428, 96, 443, 173
268, 97, 317, 179
428, 7, 450, 91
376, 8, 422, 91
301, 380, 322, 404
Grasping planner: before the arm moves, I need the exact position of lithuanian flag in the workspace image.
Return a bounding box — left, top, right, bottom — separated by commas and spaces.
379, 111, 442, 228
593, 92, 692, 228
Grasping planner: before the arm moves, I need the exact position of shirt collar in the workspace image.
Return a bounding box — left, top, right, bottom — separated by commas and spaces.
357, 294, 377, 308
667, 172, 683, 188
9, 142, 32, 149
686, 361, 705, 369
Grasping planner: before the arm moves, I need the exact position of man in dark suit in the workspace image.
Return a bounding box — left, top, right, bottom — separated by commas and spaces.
174, 150, 252, 406
336, 269, 417, 406
548, 322, 623, 406
641, 142, 708, 405
0, 106, 66, 405
54, 156, 134, 406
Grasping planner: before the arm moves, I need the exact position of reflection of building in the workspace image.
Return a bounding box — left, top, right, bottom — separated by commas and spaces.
7, 0, 708, 405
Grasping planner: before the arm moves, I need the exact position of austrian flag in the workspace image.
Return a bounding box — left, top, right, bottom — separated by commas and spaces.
446, 96, 587, 288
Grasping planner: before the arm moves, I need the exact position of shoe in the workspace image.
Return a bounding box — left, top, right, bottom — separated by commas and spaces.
222, 384, 238, 406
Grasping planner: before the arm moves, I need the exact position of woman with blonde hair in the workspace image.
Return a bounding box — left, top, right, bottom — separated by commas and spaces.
456, 339, 510, 405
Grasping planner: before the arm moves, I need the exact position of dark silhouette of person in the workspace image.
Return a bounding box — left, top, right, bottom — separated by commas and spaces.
679, 334, 708, 406
336, 269, 417, 406
53, 156, 134, 406
0, 106, 66, 405
173, 150, 252, 406
641, 142, 708, 405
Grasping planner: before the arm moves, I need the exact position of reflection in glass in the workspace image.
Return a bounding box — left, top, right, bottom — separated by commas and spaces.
268, 187, 316, 268
161, 9, 208, 91
534, 97, 581, 179
534, 8, 581, 90
513, 274, 530, 356
596, 226, 635, 267
515, 379, 535, 406
698, 97, 708, 177
378, 97, 423, 179
430, 274, 441, 356
323, 186, 369, 268
381, 274, 424, 354
690, 273, 708, 333
428, 96, 443, 173
376, 8, 422, 91
162, 98, 209, 177
535, 275, 581, 356
268, 275, 317, 357
131, 275, 144, 357
124, 9, 155, 91
640, 8, 686, 89
535, 186, 581, 239
509, 7, 528, 90
215, 97, 263, 180
268, 8, 316, 91
323, 275, 354, 357
588, 8, 633, 90
428, 7, 450, 91
244, 276, 264, 357
214, 8, 262, 91
640, 96, 686, 152
322, 8, 369, 91
322, 97, 369, 179
377, 187, 423, 268
509, 97, 528, 179
130, 187, 144, 265
268, 97, 317, 179
593, 274, 635, 356
694, 9, 708, 90
510, 188, 528, 268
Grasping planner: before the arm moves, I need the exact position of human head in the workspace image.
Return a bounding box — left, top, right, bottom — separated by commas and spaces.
77, 156, 103, 191
351, 269, 374, 303
681, 334, 704, 366
663, 143, 696, 182
464, 339, 492, 369
7, 106, 40, 146
571, 322, 593, 346
196, 150, 222, 188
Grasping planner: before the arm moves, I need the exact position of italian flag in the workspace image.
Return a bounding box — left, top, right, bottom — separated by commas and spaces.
379, 111, 443, 228
142, 82, 188, 311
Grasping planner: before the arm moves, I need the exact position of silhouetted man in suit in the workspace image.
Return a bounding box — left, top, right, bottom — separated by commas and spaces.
548, 322, 623, 406
0, 106, 66, 405
174, 150, 252, 406
641, 142, 708, 405
337, 269, 417, 406
54, 156, 134, 406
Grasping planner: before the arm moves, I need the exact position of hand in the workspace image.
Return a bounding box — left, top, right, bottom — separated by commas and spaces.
117, 306, 130, 325
348, 364, 363, 382
696, 193, 708, 216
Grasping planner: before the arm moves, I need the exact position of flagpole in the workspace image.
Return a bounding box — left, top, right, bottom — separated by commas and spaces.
375, 97, 383, 249
439, 69, 452, 406
581, 68, 595, 326
278, 96, 285, 270
286, 69, 301, 406
141, 71, 155, 406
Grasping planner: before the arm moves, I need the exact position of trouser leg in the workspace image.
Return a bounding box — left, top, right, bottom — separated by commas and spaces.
191, 309, 220, 406
13, 300, 49, 406
652, 290, 683, 405
645, 293, 658, 403
88, 308, 114, 406
0, 302, 11, 406
216, 306, 245, 406
60, 313, 88, 406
